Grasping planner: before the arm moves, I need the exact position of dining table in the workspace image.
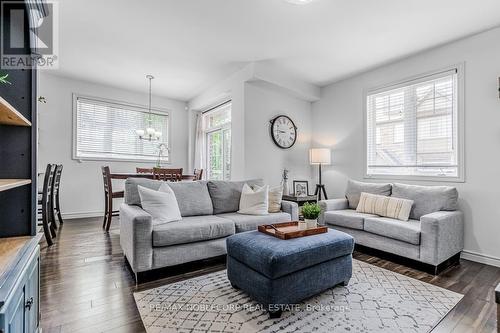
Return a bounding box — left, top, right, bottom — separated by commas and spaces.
109, 172, 197, 181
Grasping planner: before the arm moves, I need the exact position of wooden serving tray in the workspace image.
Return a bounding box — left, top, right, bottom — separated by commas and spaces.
258, 221, 328, 240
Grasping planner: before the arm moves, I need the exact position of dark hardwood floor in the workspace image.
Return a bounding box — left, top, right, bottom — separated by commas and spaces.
40, 217, 500, 332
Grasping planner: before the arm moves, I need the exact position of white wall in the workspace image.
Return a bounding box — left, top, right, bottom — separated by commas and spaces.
38, 73, 188, 218
188, 63, 316, 186
188, 65, 254, 180
312, 27, 500, 264
244, 82, 313, 188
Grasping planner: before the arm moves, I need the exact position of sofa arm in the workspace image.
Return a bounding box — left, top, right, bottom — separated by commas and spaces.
281, 200, 299, 221
318, 198, 348, 225
420, 211, 464, 266
119, 204, 154, 273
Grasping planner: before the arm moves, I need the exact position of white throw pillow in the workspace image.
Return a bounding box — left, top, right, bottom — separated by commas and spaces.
238, 184, 269, 215
138, 183, 181, 223
268, 185, 283, 213
356, 192, 413, 221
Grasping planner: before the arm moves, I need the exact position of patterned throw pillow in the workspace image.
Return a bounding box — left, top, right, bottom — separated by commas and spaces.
268, 185, 283, 213
356, 192, 414, 221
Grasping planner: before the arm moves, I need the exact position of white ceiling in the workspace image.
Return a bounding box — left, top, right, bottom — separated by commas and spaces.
56, 0, 500, 101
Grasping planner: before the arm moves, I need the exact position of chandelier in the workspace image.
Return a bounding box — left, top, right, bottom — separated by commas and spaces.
136, 74, 162, 141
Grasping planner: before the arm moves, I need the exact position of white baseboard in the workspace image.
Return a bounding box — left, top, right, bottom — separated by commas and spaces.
461, 250, 500, 268
62, 211, 103, 220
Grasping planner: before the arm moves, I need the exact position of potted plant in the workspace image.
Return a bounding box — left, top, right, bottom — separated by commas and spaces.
0, 72, 11, 85
301, 202, 321, 229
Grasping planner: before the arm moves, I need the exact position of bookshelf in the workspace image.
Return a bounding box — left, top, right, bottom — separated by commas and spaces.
0, 96, 32, 126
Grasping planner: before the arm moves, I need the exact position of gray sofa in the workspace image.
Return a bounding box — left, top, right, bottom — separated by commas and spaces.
319, 180, 464, 273
119, 178, 298, 279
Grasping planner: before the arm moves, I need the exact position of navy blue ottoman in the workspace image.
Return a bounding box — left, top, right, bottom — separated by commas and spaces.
226, 229, 354, 317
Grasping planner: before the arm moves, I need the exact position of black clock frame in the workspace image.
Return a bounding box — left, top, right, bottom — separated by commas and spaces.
269, 115, 298, 149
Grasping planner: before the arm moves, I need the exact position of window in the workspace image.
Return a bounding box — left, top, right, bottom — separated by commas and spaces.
203, 101, 231, 180
73, 95, 170, 162
366, 68, 463, 180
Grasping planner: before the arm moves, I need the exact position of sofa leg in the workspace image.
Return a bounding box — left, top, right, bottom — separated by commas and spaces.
268, 310, 282, 319
230, 283, 239, 290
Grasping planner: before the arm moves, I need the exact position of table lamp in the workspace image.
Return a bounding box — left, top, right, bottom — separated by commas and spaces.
310, 148, 331, 200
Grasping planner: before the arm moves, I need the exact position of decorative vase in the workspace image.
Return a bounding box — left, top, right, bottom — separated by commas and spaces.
305, 218, 317, 229
282, 179, 289, 196
298, 220, 307, 230
281, 169, 290, 195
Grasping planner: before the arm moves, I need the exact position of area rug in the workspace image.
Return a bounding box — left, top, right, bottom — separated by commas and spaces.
134, 260, 463, 333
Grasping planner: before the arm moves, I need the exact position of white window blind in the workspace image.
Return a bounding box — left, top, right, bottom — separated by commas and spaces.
74, 96, 170, 162
366, 69, 460, 179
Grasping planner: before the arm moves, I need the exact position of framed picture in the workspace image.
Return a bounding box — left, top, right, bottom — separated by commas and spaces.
293, 180, 309, 197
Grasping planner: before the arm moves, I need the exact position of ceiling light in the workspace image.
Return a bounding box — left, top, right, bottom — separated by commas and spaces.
136, 75, 162, 141
285, 0, 315, 4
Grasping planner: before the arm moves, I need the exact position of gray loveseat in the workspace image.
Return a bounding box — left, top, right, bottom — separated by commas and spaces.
319, 180, 464, 274
119, 178, 298, 279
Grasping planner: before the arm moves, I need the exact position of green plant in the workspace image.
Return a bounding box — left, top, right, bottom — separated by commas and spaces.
0, 73, 11, 85
302, 202, 321, 220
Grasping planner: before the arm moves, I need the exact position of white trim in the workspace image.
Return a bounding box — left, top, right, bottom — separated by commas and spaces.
363, 63, 465, 183
62, 210, 103, 220
72, 93, 172, 163
461, 250, 500, 268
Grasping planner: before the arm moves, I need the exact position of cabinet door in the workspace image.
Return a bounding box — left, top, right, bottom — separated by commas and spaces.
7, 288, 25, 333
24, 256, 39, 333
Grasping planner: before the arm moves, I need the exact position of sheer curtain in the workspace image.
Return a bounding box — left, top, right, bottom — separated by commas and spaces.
193, 112, 205, 178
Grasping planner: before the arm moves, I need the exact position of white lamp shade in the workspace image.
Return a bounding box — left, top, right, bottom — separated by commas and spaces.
310, 148, 331, 165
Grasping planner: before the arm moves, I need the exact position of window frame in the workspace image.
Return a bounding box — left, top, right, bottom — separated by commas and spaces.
72, 93, 172, 163
363, 64, 465, 182
201, 100, 232, 181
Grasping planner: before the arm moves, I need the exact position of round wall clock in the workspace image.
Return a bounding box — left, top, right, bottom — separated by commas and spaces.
270, 115, 297, 149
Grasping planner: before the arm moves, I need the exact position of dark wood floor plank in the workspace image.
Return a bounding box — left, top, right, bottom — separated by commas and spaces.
39, 217, 499, 332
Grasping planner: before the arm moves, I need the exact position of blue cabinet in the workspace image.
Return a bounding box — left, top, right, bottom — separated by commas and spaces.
0, 238, 40, 333
7, 289, 25, 333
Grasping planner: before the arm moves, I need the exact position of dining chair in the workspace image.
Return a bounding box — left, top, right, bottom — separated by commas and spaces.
136, 167, 153, 174
194, 169, 203, 180
38, 163, 56, 246
101, 166, 124, 231
153, 167, 183, 182
52, 164, 64, 225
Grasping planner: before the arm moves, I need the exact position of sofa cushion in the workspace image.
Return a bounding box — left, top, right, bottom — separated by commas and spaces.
356, 192, 413, 221
125, 178, 162, 206
226, 229, 354, 279
364, 217, 421, 245
238, 184, 269, 215
392, 183, 458, 220
152, 215, 235, 247
166, 181, 213, 217
207, 179, 264, 214
138, 184, 181, 223
217, 212, 291, 232
345, 179, 392, 209
125, 178, 214, 217
323, 209, 378, 230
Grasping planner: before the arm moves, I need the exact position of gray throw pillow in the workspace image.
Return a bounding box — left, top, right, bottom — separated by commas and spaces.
167, 181, 213, 217
345, 179, 392, 209
391, 183, 458, 220
207, 179, 264, 214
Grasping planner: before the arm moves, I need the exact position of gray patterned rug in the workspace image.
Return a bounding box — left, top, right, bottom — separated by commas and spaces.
134, 260, 462, 333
